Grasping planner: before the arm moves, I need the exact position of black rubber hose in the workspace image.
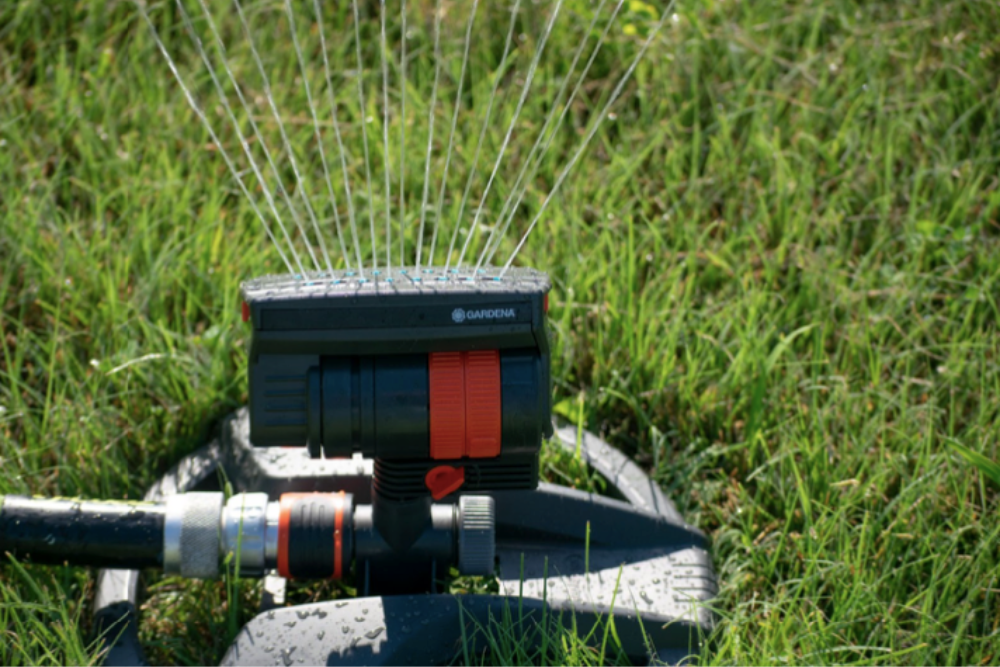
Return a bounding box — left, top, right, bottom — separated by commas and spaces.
0, 496, 165, 569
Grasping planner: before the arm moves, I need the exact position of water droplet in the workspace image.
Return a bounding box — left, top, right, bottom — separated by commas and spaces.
264, 646, 274, 653
364, 627, 384, 640
362, 608, 369, 614
297, 610, 309, 620
402, 625, 411, 633
335, 601, 348, 608
317, 631, 325, 640
652, 578, 661, 584
284, 621, 297, 628
421, 619, 430, 626
280, 647, 295, 666
267, 611, 276, 619
316, 610, 328, 619
256, 631, 264, 638
341, 626, 350, 634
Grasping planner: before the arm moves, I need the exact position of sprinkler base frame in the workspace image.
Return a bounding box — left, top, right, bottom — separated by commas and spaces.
93, 409, 716, 666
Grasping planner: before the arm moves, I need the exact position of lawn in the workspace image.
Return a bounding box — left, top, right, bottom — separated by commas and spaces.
1, 0, 999, 664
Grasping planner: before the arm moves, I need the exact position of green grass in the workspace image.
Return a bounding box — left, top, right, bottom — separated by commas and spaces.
2, 0, 1000, 664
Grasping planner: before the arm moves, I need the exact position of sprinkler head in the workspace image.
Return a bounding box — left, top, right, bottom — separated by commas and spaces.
241, 266, 552, 552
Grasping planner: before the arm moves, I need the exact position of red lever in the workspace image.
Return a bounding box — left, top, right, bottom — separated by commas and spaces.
424, 465, 465, 500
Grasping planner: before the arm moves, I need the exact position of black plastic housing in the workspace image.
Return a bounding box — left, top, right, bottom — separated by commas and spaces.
241, 267, 553, 458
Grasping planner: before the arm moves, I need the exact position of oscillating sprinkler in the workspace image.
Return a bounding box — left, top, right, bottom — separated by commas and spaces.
0, 267, 716, 665
235, 266, 553, 589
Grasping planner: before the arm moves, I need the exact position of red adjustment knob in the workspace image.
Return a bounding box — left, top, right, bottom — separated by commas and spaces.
428, 350, 501, 460
428, 352, 465, 459
464, 351, 501, 458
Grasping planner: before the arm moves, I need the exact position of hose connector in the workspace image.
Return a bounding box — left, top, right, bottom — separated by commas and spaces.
163, 492, 224, 579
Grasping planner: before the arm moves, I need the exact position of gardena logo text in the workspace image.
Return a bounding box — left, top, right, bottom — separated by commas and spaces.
451, 307, 516, 323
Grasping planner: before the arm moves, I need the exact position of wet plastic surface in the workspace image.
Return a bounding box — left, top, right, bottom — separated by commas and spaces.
94, 409, 717, 665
